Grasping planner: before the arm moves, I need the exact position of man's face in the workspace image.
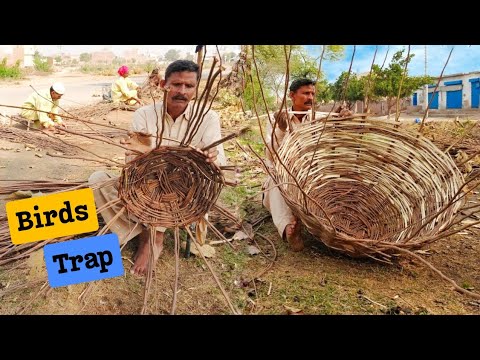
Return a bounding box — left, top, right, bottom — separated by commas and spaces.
290, 84, 315, 111
161, 71, 198, 108
51, 90, 63, 101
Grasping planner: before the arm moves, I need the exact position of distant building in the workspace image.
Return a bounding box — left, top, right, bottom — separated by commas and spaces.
0, 45, 35, 67
412, 71, 480, 110
123, 48, 148, 63
23, 45, 35, 67
91, 50, 115, 64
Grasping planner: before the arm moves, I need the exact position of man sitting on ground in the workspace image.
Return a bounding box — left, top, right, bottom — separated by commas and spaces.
111, 65, 143, 107
20, 82, 66, 130
263, 78, 320, 252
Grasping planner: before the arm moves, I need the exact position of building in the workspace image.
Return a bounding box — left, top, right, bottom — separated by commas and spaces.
0, 45, 35, 67
123, 48, 148, 63
91, 50, 115, 64
412, 71, 480, 110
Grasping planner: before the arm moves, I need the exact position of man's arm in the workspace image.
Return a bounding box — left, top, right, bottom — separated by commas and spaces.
201, 111, 226, 166
265, 111, 287, 165
51, 103, 63, 125
132, 107, 150, 135
35, 96, 55, 128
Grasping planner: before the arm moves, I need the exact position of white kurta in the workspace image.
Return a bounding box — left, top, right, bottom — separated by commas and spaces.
89, 102, 226, 244
263, 109, 319, 238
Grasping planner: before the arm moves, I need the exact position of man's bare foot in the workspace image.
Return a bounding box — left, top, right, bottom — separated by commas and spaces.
284, 218, 304, 252
130, 230, 164, 276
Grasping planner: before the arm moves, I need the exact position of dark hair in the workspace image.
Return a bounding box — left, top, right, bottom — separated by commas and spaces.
289, 78, 316, 92
165, 60, 199, 81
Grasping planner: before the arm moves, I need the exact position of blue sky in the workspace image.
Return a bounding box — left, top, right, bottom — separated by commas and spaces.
305, 45, 480, 82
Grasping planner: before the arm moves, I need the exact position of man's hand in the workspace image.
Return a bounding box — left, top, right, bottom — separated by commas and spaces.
130, 97, 143, 106
197, 147, 218, 164
274, 110, 289, 131
42, 121, 56, 131
120, 131, 152, 159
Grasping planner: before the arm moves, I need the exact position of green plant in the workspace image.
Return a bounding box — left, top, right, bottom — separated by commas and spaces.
33, 52, 52, 73
0, 58, 22, 79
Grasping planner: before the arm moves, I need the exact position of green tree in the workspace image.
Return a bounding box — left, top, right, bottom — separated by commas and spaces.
243, 45, 345, 110
224, 51, 237, 62
371, 49, 433, 117
164, 49, 180, 62
33, 51, 52, 73
243, 70, 276, 112
80, 53, 92, 62
322, 45, 346, 61
55, 55, 62, 63
113, 57, 126, 66
315, 78, 334, 103
331, 71, 365, 109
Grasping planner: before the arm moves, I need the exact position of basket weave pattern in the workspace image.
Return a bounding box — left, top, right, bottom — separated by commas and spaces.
118, 146, 224, 228
274, 119, 464, 259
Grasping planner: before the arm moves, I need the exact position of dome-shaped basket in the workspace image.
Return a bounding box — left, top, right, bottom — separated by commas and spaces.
118, 146, 224, 228
274, 118, 464, 260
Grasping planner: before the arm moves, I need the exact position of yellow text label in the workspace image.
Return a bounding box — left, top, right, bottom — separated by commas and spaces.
6, 188, 99, 245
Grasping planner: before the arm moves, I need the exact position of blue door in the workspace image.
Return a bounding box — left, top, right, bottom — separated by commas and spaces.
412, 93, 417, 106
428, 91, 439, 109
446, 90, 462, 109
471, 79, 480, 108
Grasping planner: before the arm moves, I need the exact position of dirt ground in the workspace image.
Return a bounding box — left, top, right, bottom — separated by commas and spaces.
1, 74, 479, 315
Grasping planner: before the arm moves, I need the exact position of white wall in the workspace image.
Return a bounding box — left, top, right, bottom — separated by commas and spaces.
414, 72, 480, 109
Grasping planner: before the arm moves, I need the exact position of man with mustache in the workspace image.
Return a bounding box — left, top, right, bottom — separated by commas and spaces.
89, 59, 226, 276
263, 78, 317, 252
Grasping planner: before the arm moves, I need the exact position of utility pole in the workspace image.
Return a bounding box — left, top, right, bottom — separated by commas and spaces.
424, 45, 429, 119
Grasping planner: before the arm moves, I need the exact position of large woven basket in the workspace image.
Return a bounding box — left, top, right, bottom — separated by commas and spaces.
118, 146, 224, 228
273, 118, 464, 260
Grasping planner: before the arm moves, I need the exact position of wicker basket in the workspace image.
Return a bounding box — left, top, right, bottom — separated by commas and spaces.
118, 146, 224, 228
273, 118, 464, 260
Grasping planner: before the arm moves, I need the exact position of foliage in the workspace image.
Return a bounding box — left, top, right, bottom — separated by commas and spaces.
143, 61, 158, 73
331, 71, 365, 108
112, 57, 127, 66
54, 56, 62, 63
243, 70, 276, 112
0, 58, 22, 79
33, 51, 52, 73
315, 78, 333, 103
164, 49, 180, 62
290, 56, 318, 80
371, 49, 433, 114
80, 62, 156, 76
223, 51, 237, 62
79, 53, 92, 62
80, 64, 118, 76
241, 45, 345, 110
323, 45, 346, 61
216, 88, 239, 107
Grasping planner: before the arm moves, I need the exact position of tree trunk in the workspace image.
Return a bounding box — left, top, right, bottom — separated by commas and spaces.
387, 98, 394, 119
